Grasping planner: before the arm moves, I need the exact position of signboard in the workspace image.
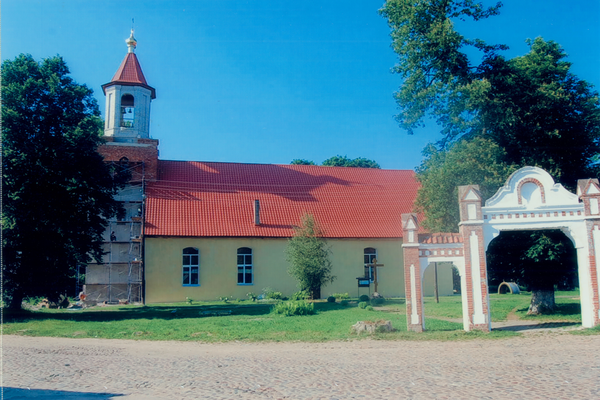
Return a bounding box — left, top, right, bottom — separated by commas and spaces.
357, 278, 370, 287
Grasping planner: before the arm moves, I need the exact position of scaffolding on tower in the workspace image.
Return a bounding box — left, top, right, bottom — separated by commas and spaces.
84, 161, 145, 304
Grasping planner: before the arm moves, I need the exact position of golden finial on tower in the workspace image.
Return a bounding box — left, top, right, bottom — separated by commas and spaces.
126, 19, 137, 53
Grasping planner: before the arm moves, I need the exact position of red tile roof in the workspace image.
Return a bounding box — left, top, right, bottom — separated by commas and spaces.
419, 233, 463, 244
102, 53, 156, 98
144, 161, 419, 238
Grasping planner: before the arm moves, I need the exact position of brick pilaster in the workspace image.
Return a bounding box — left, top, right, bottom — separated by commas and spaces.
578, 179, 600, 327
402, 213, 424, 332
458, 185, 491, 332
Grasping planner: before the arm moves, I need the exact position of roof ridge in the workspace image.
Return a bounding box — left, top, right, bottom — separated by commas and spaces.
157, 159, 415, 172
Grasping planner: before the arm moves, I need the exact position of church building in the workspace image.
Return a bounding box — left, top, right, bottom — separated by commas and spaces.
86, 32, 454, 303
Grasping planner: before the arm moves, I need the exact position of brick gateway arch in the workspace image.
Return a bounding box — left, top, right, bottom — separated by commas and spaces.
401, 166, 600, 332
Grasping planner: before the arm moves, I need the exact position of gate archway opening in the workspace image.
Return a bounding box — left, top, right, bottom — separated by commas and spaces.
402, 167, 600, 332
420, 261, 465, 331
486, 229, 580, 322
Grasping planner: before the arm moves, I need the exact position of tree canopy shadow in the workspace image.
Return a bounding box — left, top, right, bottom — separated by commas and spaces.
5, 301, 369, 323
494, 322, 580, 332
516, 302, 581, 318
5, 303, 274, 323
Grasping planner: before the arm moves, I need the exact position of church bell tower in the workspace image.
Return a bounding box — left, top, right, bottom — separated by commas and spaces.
102, 29, 156, 140
87, 30, 159, 304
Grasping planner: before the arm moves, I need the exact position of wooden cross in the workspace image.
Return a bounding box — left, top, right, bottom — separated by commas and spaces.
367, 258, 385, 293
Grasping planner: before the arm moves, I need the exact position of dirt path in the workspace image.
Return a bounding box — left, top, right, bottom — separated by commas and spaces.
3, 333, 600, 399
505, 306, 520, 321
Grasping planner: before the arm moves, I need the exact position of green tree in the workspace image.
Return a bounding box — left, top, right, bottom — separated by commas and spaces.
469, 38, 600, 186
285, 214, 335, 299
414, 137, 516, 232
382, 1, 599, 313
487, 230, 577, 314
291, 156, 380, 168
381, 2, 600, 184
291, 159, 316, 165
2, 54, 125, 308
415, 136, 577, 314
380, 0, 505, 138
321, 155, 380, 168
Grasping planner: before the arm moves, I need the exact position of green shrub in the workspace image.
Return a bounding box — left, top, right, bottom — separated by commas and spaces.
359, 294, 370, 302
371, 297, 385, 305
246, 292, 258, 302
267, 291, 283, 300
291, 290, 310, 301
358, 301, 368, 309
326, 296, 336, 303
272, 300, 315, 316
340, 300, 349, 307
23, 296, 45, 306
263, 288, 284, 300
332, 292, 349, 300
366, 305, 374, 311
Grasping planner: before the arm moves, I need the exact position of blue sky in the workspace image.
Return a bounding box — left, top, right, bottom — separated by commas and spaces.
3, 1, 599, 170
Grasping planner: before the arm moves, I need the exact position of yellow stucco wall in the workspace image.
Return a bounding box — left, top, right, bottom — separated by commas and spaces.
422, 262, 455, 297
144, 237, 454, 303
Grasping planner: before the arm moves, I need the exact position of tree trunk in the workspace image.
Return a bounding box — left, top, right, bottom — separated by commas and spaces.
527, 289, 556, 315
9, 291, 25, 310
311, 287, 321, 300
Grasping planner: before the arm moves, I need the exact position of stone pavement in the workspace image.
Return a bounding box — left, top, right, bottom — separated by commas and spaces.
3, 333, 600, 399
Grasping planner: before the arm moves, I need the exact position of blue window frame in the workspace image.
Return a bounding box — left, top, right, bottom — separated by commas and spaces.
183, 247, 199, 286
364, 247, 377, 282
237, 247, 253, 284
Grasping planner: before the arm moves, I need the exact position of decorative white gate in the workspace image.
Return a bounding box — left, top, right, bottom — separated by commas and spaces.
402, 167, 600, 332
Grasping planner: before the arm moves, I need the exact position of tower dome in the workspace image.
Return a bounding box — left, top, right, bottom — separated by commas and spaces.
126, 29, 137, 53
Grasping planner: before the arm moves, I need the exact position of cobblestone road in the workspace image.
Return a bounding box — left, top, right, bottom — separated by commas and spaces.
3, 333, 600, 399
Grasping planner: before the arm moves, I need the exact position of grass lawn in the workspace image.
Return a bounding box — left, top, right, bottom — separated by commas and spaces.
3, 291, 591, 343
416, 291, 583, 323
377, 294, 533, 321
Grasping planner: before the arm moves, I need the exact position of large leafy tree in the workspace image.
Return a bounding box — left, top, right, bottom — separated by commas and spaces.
285, 214, 335, 299
380, 0, 505, 139
380, 1, 600, 183
414, 137, 517, 232
382, 1, 600, 313
469, 38, 600, 185
2, 54, 124, 308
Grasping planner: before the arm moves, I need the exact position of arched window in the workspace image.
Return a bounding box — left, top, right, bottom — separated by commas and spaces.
182, 247, 199, 286
364, 247, 377, 282
120, 94, 135, 128
237, 247, 253, 284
